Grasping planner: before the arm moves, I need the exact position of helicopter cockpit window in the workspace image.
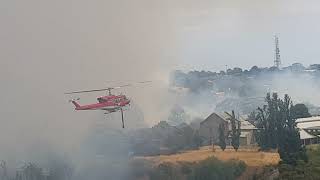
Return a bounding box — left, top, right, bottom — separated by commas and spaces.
97, 97, 106, 103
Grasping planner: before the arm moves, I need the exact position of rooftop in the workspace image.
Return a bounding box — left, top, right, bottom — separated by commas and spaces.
305, 126, 320, 130
240, 120, 258, 130
201, 112, 257, 130
201, 112, 226, 125
296, 116, 320, 123
296, 116, 320, 139
296, 117, 320, 129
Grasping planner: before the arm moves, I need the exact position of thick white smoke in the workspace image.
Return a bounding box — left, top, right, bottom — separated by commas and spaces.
0, 0, 180, 178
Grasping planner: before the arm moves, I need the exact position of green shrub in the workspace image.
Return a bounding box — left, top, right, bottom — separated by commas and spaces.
188, 157, 246, 180
129, 159, 152, 178
150, 162, 181, 180
130, 157, 246, 180
180, 162, 194, 175
279, 145, 320, 180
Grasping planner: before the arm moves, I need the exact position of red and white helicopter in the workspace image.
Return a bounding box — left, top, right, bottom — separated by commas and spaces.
65, 81, 150, 128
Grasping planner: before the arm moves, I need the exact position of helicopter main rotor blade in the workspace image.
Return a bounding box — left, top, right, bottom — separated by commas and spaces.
112, 81, 151, 89
64, 88, 112, 94
64, 81, 151, 94
64, 84, 132, 94
114, 81, 152, 89
113, 84, 132, 89
137, 80, 152, 84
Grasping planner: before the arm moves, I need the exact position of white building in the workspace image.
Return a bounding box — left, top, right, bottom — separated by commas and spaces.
296, 116, 320, 145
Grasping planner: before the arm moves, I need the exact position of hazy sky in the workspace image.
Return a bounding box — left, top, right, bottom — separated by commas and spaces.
2, 1, 320, 73
171, 0, 320, 70
1, 0, 320, 154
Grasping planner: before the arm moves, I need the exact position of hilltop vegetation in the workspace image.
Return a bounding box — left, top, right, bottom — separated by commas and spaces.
172, 64, 320, 94
171, 64, 320, 115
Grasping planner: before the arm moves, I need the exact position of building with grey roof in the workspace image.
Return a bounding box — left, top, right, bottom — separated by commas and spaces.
199, 112, 257, 146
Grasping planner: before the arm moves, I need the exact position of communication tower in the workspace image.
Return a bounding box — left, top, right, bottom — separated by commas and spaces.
274, 35, 281, 68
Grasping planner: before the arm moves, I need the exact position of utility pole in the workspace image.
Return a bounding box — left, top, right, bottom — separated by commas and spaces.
274, 35, 281, 68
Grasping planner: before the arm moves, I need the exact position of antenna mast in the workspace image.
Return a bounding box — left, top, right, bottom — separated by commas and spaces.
274, 35, 281, 68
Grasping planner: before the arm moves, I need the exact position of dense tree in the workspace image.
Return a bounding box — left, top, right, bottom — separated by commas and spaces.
227, 110, 241, 151
233, 67, 243, 74
226, 68, 243, 75
249, 66, 260, 74
291, 103, 311, 119
268, 66, 279, 72
218, 124, 226, 151
219, 70, 226, 75
164, 123, 203, 152
278, 95, 308, 165
247, 111, 257, 125
255, 93, 307, 165
167, 105, 190, 126
192, 130, 203, 149
255, 93, 279, 149
226, 68, 233, 75
309, 64, 320, 70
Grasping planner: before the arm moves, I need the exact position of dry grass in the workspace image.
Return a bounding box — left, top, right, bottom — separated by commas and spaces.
140, 146, 280, 167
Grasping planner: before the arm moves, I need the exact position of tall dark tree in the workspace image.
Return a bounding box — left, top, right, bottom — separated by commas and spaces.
256, 105, 271, 150
255, 93, 279, 149
218, 123, 226, 151
227, 110, 240, 151
237, 120, 241, 139
278, 95, 307, 165
192, 130, 202, 149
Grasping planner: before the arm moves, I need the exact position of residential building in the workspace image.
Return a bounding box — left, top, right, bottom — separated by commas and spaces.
199, 113, 228, 145
296, 116, 320, 145
199, 112, 257, 146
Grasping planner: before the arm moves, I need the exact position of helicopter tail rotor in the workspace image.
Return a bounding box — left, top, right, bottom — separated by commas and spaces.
68, 97, 80, 102
69, 98, 81, 108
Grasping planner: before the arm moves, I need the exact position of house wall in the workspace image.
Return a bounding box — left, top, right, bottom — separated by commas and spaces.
240, 137, 247, 146
199, 115, 227, 145
242, 129, 257, 145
